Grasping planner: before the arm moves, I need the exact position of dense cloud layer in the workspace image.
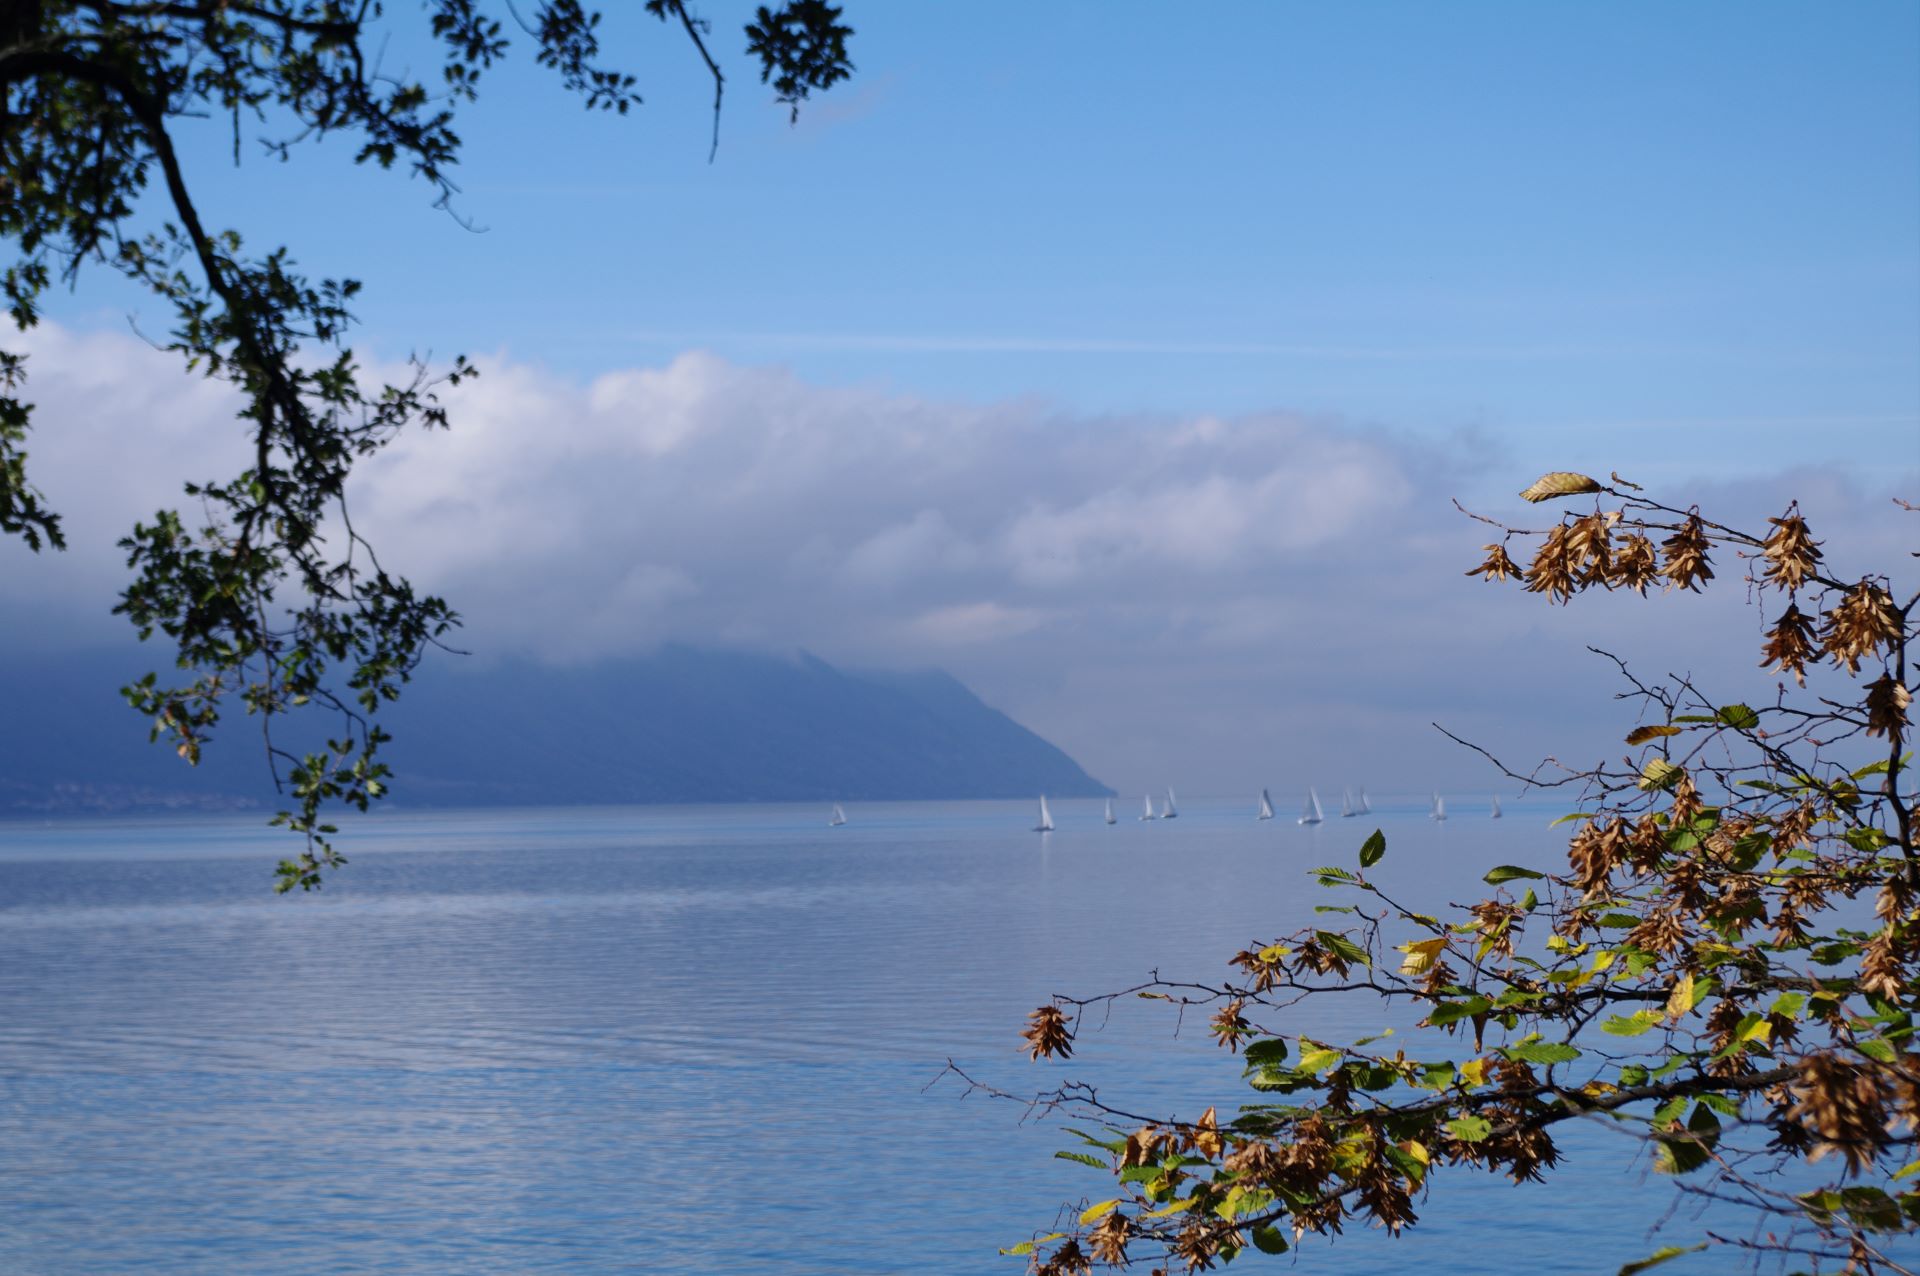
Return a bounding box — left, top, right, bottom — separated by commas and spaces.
4, 323, 1911, 794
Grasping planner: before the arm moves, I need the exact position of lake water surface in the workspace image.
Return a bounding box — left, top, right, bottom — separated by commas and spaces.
1, 798, 1720, 1272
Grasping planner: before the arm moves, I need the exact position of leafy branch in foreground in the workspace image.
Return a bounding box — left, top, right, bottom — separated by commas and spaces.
974, 474, 1917, 1274
1, 1, 853, 888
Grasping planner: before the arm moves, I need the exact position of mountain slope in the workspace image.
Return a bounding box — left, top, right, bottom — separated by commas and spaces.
0, 646, 1110, 812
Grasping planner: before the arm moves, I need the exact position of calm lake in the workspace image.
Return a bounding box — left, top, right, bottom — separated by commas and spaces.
1, 798, 1712, 1272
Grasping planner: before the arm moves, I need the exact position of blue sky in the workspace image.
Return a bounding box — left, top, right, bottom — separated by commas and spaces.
17, 2, 1920, 789
54, 1, 1917, 479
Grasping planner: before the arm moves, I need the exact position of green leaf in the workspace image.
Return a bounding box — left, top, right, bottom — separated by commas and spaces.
1250, 1225, 1290, 1254
1315, 930, 1371, 968
1839, 1186, 1904, 1232
1311, 865, 1357, 887
1617, 1242, 1707, 1275
1445, 1115, 1493, 1142
1242, 1038, 1290, 1068
1359, 829, 1386, 868
1602, 1011, 1664, 1037
1427, 996, 1492, 1027
1000, 1233, 1064, 1256
1716, 703, 1760, 730
1857, 1038, 1897, 1064
1055, 1151, 1108, 1169
1484, 864, 1546, 884
1549, 811, 1599, 827
1503, 1040, 1581, 1065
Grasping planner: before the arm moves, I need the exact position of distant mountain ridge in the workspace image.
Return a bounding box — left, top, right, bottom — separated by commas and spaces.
0, 646, 1111, 813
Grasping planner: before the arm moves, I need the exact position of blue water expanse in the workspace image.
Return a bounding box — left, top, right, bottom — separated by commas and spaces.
0, 799, 1737, 1272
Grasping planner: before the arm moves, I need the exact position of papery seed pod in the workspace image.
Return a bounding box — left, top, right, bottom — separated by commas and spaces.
1864, 674, 1910, 743
1210, 1001, 1251, 1052
1566, 511, 1615, 585
1022, 1004, 1074, 1061
1120, 1125, 1168, 1169
1660, 514, 1714, 592
1523, 524, 1578, 604
1759, 603, 1820, 686
1464, 542, 1521, 583
1760, 510, 1823, 593
1822, 581, 1900, 675
1613, 531, 1659, 594
1786, 1053, 1893, 1173
1086, 1211, 1130, 1266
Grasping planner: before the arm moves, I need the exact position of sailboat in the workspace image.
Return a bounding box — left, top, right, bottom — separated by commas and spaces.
1257, 788, 1274, 821
1162, 788, 1179, 819
1140, 794, 1156, 821
1340, 788, 1356, 818
1104, 798, 1116, 825
1299, 788, 1325, 826
1357, 788, 1372, 815
1034, 795, 1054, 833
1491, 795, 1503, 820
1430, 792, 1447, 822
828, 803, 847, 827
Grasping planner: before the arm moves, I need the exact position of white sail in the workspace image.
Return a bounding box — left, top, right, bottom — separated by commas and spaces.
1491, 795, 1503, 820
1299, 787, 1324, 825
1105, 798, 1116, 825
1257, 788, 1274, 820
1358, 788, 1372, 815
1163, 788, 1179, 819
1430, 792, 1447, 822
1035, 795, 1054, 833
1141, 794, 1156, 821
828, 803, 847, 827
1340, 787, 1355, 818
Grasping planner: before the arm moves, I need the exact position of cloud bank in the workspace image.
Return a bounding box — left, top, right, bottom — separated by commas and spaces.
4, 322, 1911, 794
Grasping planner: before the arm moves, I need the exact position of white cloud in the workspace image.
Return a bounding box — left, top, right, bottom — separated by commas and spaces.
3, 322, 1913, 794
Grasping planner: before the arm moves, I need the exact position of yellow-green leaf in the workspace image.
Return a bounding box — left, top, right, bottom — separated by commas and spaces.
1399, 936, 1447, 976
1142, 1198, 1195, 1220
1298, 1046, 1344, 1074
1638, 758, 1682, 791
1079, 1199, 1121, 1225
1519, 471, 1604, 503
1665, 973, 1695, 1023
1618, 1243, 1708, 1275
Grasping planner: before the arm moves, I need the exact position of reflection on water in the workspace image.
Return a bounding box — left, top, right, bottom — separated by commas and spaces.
2, 800, 1689, 1272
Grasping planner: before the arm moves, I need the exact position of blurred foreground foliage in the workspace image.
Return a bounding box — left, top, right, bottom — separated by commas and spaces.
1, 0, 852, 887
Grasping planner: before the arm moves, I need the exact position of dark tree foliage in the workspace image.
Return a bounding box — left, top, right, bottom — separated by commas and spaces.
0, 0, 853, 889
984, 475, 1917, 1274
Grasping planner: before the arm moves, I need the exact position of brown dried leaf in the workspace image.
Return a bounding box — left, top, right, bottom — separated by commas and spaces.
1519, 472, 1604, 503
1625, 725, 1682, 746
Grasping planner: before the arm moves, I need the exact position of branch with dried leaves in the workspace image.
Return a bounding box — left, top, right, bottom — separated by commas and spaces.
981, 474, 1917, 1275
